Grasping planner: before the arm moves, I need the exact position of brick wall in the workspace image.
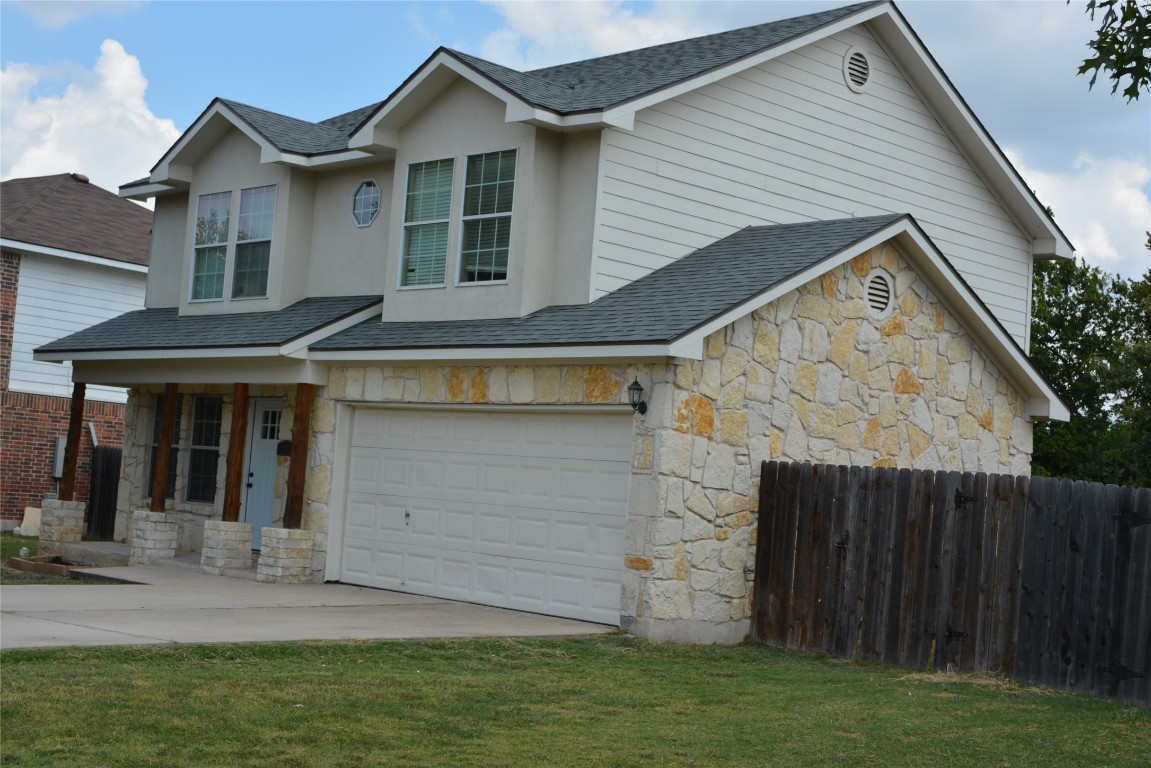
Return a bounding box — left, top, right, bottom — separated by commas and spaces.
1, 386, 126, 522
1, 250, 18, 390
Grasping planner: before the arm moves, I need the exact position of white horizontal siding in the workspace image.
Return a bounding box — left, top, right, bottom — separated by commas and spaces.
594, 26, 1033, 344
10, 254, 146, 402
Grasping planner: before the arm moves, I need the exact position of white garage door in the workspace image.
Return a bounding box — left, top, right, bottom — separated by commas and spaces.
340, 408, 633, 624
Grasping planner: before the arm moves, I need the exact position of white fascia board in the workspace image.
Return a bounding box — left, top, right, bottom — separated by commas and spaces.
0, 239, 148, 274
601, 3, 890, 127
279, 150, 381, 169
119, 182, 178, 201
151, 103, 276, 184
35, 346, 283, 363
351, 53, 533, 148
279, 303, 384, 357
307, 343, 671, 364
873, 11, 1073, 259
72, 358, 329, 387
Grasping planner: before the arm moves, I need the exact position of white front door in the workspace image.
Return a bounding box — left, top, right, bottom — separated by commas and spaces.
242, 398, 282, 549
339, 408, 633, 624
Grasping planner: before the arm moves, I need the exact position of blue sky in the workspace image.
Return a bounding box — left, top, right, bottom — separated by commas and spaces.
2, 0, 1148, 278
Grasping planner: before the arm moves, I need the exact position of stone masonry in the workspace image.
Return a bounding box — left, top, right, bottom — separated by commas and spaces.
38, 499, 86, 556
200, 520, 254, 575
129, 510, 180, 564
620, 242, 1035, 642
256, 527, 319, 583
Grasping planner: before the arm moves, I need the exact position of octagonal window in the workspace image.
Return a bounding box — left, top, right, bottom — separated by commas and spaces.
353, 180, 380, 227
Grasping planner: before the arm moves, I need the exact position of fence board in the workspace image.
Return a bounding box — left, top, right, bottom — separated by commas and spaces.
752, 460, 1149, 705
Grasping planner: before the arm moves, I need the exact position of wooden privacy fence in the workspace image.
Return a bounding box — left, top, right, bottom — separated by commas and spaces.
751, 460, 1150, 706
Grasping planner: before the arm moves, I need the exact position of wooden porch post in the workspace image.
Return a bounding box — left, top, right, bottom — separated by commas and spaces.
282, 383, 314, 530
150, 383, 179, 512
222, 383, 250, 523
58, 382, 86, 501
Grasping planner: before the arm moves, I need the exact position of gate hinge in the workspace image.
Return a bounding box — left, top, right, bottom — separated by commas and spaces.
835, 532, 849, 552
944, 623, 968, 643
953, 489, 977, 509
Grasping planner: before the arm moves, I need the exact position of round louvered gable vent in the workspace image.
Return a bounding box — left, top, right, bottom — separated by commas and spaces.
865, 269, 894, 318
843, 47, 873, 93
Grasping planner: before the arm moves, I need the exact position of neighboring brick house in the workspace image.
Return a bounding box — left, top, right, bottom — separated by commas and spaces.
39, 2, 1071, 642
1, 173, 151, 527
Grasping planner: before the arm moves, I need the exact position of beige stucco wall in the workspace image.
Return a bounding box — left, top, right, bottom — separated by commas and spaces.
144, 194, 188, 308
307, 162, 394, 298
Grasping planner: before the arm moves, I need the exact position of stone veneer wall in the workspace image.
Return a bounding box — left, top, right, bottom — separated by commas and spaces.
115, 384, 298, 549
622, 243, 1035, 642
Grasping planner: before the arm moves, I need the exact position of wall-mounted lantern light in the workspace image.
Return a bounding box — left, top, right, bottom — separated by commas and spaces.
627, 378, 648, 415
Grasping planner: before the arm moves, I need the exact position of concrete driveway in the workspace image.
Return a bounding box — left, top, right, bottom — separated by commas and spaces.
0, 555, 615, 650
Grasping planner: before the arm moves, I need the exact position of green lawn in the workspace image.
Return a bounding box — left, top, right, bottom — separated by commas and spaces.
1, 637, 1145, 767
0, 532, 80, 585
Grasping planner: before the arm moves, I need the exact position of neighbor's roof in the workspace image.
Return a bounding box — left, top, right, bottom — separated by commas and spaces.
314, 215, 905, 351
36, 295, 383, 355
1, 173, 153, 266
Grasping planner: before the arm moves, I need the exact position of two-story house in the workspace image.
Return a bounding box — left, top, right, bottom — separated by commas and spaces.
37, 1, 1070, 643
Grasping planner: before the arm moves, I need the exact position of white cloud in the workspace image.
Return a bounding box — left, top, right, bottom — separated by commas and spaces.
10, 1, 143, 29
0, 39, 180, 198
478, 0, 742, 69
1008, 150, 1151, 279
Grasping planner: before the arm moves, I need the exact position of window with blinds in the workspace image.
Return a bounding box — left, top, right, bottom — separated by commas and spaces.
401, 158, 454, 286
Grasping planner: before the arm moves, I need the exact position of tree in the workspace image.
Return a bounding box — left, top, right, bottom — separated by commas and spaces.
1030, 255, 1151, 487
1077, 0, 1151, 101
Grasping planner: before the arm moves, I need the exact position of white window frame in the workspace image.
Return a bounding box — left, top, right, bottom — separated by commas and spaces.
399, 158, 454, 289
457, 149, 516, 286
352, 179, 381, 227
188, 185, 278, 303
191, 191, 232, 302
232, 185, 277, 300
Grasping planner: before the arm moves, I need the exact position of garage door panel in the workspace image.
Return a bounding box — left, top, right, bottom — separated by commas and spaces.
342, 408, 630, 624
347, 493, 624, 571
353, 448, 629, 515
352, 410, 631, 462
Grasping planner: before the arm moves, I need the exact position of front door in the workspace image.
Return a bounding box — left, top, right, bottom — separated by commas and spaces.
242, 398, 282, 549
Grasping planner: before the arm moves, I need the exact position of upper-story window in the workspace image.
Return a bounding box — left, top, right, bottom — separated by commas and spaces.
461, 150, 516, 283
191, 185, 277, 301
192, 192, 231, 300
401, 159, 454, 286
353, 180, 380, 227
399, 149, 517, 288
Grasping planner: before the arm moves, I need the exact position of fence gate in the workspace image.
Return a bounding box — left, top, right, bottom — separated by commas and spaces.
86, 446, 121, 540
750, 460, 1150, 706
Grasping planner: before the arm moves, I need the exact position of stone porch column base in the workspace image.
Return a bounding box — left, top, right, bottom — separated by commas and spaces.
256, 528, 318, 584
39, 499, 86, 557
201, 521, 254, 575
130, 510, 180, 565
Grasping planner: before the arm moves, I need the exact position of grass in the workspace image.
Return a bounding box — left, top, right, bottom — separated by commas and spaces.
1, 636, 1146, 767
0, 532, 90, 585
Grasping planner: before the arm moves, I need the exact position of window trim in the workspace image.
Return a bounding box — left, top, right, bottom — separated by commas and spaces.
190, 191, 232, 302
188, 184, 278, 304
399, 158, 455, 289
457, 149, 516, 286
352, 179, 381, 228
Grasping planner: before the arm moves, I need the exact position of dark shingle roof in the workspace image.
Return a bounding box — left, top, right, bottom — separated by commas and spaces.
491, 1, 880, 112
37, 295, 382, 354
1, 173, 153, 266
313, 215, 905, 352
198, 2, 880, 156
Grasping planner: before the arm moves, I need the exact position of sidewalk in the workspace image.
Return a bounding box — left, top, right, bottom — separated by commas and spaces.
0, 553, 615, 650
